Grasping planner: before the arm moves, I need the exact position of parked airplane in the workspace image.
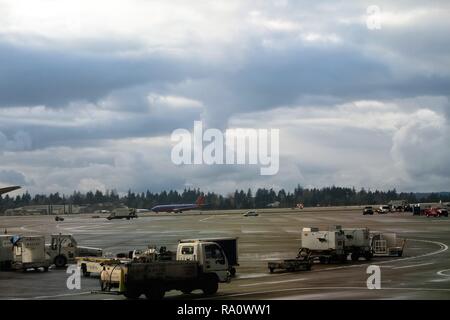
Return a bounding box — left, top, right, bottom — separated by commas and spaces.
151, 195, 205, 213
0, 186, 21, 196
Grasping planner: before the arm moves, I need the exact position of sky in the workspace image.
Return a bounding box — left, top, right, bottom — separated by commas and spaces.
0, 0, 449, 196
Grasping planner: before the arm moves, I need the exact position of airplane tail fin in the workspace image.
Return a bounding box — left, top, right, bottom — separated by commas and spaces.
196, 195, 205, 206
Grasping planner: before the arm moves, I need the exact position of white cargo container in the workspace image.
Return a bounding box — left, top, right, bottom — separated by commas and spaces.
299, 227, 346, 263
342, 228, 373, 261
371, 232, 405, 257
0, 235, 14, 270
12, 236, 51, 271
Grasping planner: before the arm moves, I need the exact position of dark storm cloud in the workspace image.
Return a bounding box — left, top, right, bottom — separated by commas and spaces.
0, 169, 27, 185
0, 42, 198, 107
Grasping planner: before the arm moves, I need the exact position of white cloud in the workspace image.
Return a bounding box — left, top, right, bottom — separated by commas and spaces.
0, 1, 449, 194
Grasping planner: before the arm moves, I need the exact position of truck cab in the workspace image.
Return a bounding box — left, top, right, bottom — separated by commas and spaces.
177, 241, 229, 283
47, 234, 102, 268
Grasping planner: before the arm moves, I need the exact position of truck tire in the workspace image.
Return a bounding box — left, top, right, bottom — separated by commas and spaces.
81, 264, 90, 277
202, 277, 219, 295
351, 253, 360, 261
364, 252, 373, 261
124, 288, 141, 299
181, 288, 193, 294
54, 255, 67, 268
269, 267, 275, 273
145, 287, 165, 300
230, 267, 236, 276
43, 266, 49, 272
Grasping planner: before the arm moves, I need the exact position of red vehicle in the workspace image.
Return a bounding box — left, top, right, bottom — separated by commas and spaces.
425, 208, 448, 217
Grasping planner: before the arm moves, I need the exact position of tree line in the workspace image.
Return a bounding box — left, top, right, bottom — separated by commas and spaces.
1, 186, 449, 213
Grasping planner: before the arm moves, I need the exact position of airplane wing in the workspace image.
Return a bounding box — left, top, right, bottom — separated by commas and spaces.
0, 186, 21, 196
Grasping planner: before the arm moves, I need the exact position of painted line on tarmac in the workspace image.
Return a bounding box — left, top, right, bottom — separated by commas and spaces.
214, 286, 450, 299
199, 216, 215, 222
9, 291, 92, 300
392, 262, 434, 270
437, 269, 450, 277
239, 278, 307, 287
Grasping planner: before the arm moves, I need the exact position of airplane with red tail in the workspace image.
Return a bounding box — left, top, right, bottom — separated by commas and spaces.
151, 195, 205, 213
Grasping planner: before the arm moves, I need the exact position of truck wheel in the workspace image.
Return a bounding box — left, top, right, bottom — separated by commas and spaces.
54, 255, 67, 268
81, 264, 90, 277
145, 287, 165, 300
202, 278, 219, 295
181, 288, 193, 294
364, 253, 373, 261
124, 289, 141, 299
269, 267, 275, 273
43, 266, 49, 272
230, 267, 236, 276
351, 253, 360, 261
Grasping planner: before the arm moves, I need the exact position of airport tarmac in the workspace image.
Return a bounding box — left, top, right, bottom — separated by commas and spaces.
1, 207, 449, 300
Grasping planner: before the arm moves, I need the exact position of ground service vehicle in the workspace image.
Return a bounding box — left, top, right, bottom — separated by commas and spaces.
179, 238, 239, 276
78, 247, 174, 277
342, 228, 373, 261
377, 205, 391, 214
389, 200, 411, 212
371, 233, 406, 257
0, 235, 14, 270
11, 236, 51, 271
47, 234, 102, 268
425, 208, 448, 217
107, 207, 138, 220
363, 206, 374, 215
244, 211, 258, 217
77, 257, 123, 276
99, 241, 231, 299
298, 227, 347, 263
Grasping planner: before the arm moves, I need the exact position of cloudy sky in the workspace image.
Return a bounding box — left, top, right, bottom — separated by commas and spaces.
0, 0, 449, 196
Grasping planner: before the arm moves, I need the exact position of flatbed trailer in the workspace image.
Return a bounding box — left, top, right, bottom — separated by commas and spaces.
77, 257, 127, 277
268, 258, 312, 273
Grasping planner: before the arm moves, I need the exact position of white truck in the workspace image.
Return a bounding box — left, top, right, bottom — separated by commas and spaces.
47, 234, 102, 268
0, 235, 14, 270
342, 228, 373, 261
179, 237, 239, 276
106, 207, 138, 220
11, 236, 51, 271
99, 240, 231, 299
298, 227, 347, 263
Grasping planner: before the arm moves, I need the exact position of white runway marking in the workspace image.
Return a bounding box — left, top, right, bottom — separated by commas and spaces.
215, 286, 450, 299
9, 292, 91, 300
437, 269, 450, 277
199, 216, 214, 222
240, 278, 307, 287
392, 262, 434, 270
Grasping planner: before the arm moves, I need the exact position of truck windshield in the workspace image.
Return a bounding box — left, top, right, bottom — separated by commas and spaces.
181, 246, 194, 255
205, 244, 224, 261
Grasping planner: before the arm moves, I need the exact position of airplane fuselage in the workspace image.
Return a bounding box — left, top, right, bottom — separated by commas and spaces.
151, 203, 198, 213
